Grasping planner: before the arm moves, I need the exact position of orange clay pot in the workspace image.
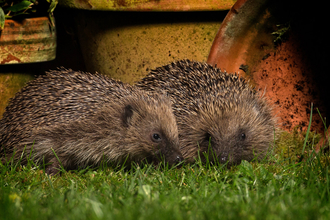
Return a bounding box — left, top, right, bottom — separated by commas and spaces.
0, 16, 56, 64
208, 0, 329, 136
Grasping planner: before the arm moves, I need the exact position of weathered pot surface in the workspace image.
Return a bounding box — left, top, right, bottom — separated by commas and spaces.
58, 0, 236, 11
207, 0, 329, 134
0, 16, 58, 118
0, 16, 56, 64
69, 10, 228, 84
56, 0, 234, 84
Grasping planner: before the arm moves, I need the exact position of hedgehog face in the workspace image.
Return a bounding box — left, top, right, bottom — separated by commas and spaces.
204, 118, 256, 165
123, 97, 183, 166
148, 129, 183, 165
179, 94, 275, 165
181, 117, 249, 165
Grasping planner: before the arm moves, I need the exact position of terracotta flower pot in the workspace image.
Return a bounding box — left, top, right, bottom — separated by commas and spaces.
58, 0, 234, 11
0, 16, 57, 118
0, 16, 56, 64
207, 0, 329, 134
57, 0, 235, 84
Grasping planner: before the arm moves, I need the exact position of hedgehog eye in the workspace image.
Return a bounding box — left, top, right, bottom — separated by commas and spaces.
240, 133, 246, 140
151, 133, 162, 142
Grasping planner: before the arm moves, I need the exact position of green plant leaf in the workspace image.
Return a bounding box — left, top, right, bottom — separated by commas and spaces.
6, 1, 33, 13
0, 7, 4, 31
48, 0, 58, 13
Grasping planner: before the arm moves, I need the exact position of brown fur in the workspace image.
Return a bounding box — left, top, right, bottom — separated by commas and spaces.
0, 69, 183, 174
136, 59, 277, 165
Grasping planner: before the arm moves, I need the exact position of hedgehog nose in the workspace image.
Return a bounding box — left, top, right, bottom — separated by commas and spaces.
175, 155, 183, 164
219, 152, 229, 163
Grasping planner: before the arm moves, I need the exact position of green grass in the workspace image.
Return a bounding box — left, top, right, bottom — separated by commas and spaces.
1, 143, 330, 220
1, 106, 330, 220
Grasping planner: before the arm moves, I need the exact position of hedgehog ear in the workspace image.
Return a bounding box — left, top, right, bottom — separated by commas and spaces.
122, 104, 134, 127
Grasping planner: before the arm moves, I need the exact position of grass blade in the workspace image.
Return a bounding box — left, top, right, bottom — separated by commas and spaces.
302, 103, 313, 154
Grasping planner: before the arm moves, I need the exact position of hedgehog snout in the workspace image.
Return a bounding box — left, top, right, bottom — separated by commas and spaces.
175, 154, 183, 163
219, 151, 229, 163
167, 150, 184, 166
154, 140, 183, 166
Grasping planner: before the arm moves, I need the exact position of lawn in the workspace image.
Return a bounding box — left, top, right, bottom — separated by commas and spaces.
1, 129, 330, 220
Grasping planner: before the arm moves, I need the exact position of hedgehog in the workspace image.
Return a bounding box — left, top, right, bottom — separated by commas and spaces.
136, 59, 277, 165
0, 68, 183, 175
